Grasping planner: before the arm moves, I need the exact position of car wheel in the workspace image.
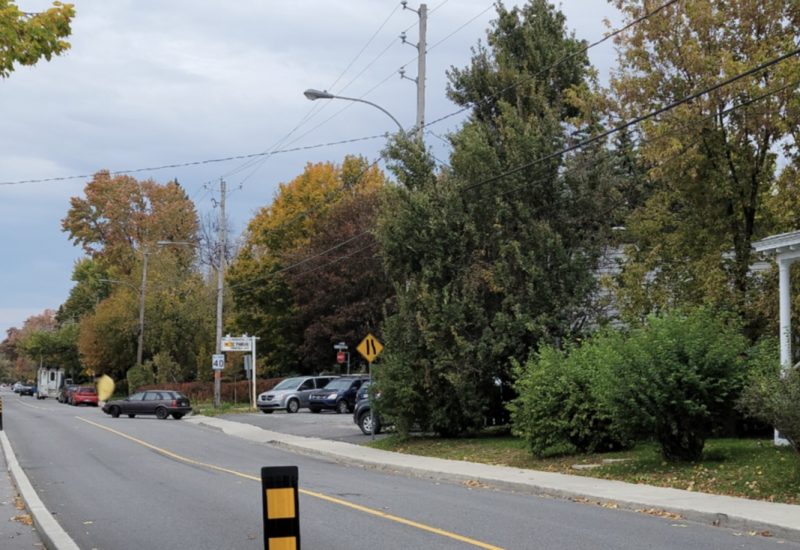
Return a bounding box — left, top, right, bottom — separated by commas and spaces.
359, 411, 381, 435
155, 407, 169, 420
336, 400, 349, 414
286, 399, 300, 414
261, 409, 273, 414
309, 407, 321, 413
128, 414, 135, 418
110, 406, 121, 418
172, 413, 184, 420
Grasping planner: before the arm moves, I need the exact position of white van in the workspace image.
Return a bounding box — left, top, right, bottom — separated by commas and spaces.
257, 375, 338, 413
36, 367, 66, 399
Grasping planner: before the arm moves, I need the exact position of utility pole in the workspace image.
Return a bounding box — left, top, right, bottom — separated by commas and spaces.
400, 2, 427, 142
214, 179, 226, 408
136, 250, 149, 366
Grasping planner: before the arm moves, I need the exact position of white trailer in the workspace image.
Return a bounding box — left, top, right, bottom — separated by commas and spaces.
36, 367, 66, 399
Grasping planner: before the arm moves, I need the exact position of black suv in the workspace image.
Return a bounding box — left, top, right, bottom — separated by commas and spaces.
308, 376, 369, 413
353, 381, 382, 435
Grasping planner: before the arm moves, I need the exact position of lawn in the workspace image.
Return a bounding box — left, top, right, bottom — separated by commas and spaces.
369, 435, 800, 504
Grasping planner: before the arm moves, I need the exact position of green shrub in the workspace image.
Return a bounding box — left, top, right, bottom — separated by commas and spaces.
605, 308, 748, 462
126, 362, 155, 393
510, 333, 634, 458
739, 339, 800, 454
152, 351, 181, 384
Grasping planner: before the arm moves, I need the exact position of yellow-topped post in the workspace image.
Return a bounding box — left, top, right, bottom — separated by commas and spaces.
261, 466, 300, 550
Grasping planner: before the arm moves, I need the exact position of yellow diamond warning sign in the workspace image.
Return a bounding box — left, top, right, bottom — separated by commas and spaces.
356, 333, 383, 363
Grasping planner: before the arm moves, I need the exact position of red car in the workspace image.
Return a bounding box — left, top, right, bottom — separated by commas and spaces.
71, 386, 98, 406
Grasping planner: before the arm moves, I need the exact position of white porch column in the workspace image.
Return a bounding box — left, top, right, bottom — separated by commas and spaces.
776, 258, 792, 446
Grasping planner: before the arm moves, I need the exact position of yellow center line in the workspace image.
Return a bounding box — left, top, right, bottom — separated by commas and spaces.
77, 417, 504, 550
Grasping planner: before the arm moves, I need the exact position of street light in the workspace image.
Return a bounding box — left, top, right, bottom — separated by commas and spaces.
303, 88, 405, 133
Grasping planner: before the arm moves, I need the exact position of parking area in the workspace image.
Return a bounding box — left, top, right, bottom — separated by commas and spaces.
219, 409, 388, 445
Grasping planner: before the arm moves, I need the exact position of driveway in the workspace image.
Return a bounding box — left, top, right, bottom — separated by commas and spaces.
218, 408, 388, 444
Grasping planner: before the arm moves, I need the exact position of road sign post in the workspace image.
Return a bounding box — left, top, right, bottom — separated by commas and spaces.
357, 334, 384, 440
356, 333, 383, 377
334, 341, 351, 374
221, 335, 259, 410
251, 335, 258, 411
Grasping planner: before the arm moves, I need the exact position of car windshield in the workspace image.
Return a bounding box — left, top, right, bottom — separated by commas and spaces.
272, 377, 304, 391
323, 379, 355, 390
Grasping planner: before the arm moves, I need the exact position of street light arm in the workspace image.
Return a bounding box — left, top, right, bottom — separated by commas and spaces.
332, 95, 405, 133
303, 88, 404, 133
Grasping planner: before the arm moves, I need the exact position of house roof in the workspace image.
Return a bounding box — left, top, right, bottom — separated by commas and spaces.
752, 230, 800, 255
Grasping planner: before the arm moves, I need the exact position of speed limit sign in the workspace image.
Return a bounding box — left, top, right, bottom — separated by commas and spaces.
212, 354, 225, 371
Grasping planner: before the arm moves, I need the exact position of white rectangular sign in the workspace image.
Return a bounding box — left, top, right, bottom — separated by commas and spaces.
221, 336, 252, 352
212, 354, 225, 370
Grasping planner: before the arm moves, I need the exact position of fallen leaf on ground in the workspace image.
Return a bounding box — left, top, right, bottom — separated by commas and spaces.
12, 514, 33, 526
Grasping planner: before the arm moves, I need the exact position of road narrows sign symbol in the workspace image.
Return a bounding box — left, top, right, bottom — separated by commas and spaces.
356, 333, 383, 363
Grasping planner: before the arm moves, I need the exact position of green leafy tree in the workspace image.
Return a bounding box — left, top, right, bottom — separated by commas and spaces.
56, 258, 111, 324
17, 322, 81, 378
78, 290, 137, 379
609, 0, 800, 329
375, 0, 626, 435
0, 0, 75, 78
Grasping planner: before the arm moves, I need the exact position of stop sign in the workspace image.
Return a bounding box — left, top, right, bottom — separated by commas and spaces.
336, 351, 346, 364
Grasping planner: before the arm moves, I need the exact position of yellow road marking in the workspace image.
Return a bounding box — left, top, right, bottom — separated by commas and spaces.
77, 417, 504, 550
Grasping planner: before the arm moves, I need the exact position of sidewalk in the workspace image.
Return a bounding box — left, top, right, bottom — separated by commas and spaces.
0, 433, 42, 550
187, 415, 800, 544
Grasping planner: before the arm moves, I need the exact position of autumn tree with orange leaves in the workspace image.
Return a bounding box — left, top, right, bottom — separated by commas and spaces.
227, 156, 387, 375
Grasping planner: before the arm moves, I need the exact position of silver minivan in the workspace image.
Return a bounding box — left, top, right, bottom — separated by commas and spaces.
257, 375, 338, 413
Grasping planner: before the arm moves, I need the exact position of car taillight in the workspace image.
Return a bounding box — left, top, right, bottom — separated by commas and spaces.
171, 400, 177, 407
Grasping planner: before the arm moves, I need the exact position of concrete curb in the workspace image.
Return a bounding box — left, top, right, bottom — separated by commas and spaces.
0, 431, 80, 550
187, 415, 800, 544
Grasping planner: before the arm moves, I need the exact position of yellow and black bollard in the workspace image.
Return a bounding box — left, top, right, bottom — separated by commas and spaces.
261, 466, 300, 550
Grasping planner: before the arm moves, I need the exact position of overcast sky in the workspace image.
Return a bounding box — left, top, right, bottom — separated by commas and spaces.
0, 0, 622, 337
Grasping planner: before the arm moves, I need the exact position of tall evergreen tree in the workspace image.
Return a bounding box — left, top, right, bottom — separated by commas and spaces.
376, 0, 626, 435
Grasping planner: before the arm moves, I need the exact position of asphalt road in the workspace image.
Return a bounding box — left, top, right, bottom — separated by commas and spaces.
2, 390, 798, 550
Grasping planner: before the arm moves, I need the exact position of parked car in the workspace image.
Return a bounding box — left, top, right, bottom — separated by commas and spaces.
59, 384, 78, 403
256, 375, 338, 414
308, 375, 369, 414
71, 386, 98, 406
17, 382, 36, 396
102, 390, 192, 420
353, 390, 382, 435
12, 382, 23, 393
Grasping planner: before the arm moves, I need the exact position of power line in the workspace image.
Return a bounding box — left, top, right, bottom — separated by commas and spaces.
425, 3, 493, 54
328, 2, 403, 92
222, 49, 799, 293
463, 46, 800, 192
0, 134, 388, 187
423, 0, 682, 130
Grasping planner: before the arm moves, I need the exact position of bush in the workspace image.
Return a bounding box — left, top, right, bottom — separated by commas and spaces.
126, 363, 155, 393
510, 333, 634, 458
605, 308, 748, 462
739, 340, 800, 453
